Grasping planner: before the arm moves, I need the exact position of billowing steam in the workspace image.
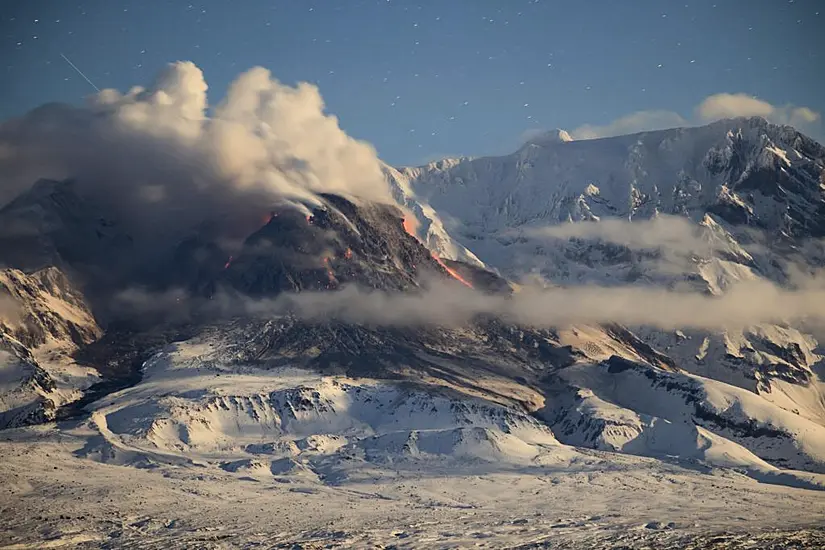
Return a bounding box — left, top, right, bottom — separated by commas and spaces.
0, 62, 392, 245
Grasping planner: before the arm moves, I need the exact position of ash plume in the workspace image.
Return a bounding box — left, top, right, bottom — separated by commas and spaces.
0, 62, 393, 249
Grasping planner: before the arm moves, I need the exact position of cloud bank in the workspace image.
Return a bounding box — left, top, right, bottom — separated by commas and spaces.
569, 93, 821, 141
114, 275, 825, 333
0, 62, 393, 244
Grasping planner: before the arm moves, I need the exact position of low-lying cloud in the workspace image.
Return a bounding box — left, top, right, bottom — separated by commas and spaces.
282, 278, 825, 331
525, 215, 713, 257
113, 276, 825, 333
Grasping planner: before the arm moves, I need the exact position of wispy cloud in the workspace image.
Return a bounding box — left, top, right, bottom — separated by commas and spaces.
571, 111, 689, 140
566, 93, 821, 141
525, 215, 711, 256
267, 277, 825, 332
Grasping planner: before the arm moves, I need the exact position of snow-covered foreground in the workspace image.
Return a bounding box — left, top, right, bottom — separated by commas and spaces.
2, 339, 825, 549
3, 424, 825, 549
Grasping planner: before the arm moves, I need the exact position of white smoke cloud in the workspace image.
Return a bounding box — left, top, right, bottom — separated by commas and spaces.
0, 62, 393, 245
571, 110, 689, 140
696, 93, 821, 127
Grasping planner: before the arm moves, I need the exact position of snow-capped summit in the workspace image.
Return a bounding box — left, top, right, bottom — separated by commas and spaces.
395, 116, 824, 249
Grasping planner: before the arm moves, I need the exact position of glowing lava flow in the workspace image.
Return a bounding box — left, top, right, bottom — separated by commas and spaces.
402, 217, 473, 288
223, 255, 234, 270
402, 216, 416, 236
432, 253, 473, 288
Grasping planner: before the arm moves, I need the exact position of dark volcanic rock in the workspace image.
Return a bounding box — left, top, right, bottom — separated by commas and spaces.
219, 194, 455, 296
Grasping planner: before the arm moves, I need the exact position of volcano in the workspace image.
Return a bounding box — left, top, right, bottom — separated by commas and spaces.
3, 117, 825, 548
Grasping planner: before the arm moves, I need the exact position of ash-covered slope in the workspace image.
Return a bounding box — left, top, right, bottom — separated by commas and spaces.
221, 194, 452, 295
145, 192, 475, 302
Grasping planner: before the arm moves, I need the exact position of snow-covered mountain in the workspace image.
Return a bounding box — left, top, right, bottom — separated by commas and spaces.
392, 116, 825, 400
393, 117, 824, 241
390, 116, 825, 295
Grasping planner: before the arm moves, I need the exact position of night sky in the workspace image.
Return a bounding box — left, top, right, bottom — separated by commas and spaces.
2, 0, 823, 165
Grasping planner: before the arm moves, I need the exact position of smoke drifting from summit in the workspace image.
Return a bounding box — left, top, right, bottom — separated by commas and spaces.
0, 62, 393, 244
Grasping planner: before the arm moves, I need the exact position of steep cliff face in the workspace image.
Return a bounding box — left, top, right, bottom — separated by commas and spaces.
0, 267, 102, 428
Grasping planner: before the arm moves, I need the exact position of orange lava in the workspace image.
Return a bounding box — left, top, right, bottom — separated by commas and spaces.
403, 217, 471, 287
344, 248, 353, 259
223, 255, 234, 270
402, 217, 417, 238
432, 253, 473, 288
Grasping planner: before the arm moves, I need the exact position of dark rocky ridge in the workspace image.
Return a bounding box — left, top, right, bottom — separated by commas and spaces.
220, 193, 451, 296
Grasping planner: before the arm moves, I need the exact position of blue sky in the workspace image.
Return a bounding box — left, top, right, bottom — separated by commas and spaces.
1, 0, 823, 165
